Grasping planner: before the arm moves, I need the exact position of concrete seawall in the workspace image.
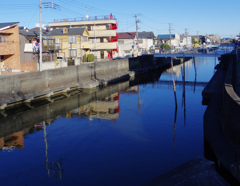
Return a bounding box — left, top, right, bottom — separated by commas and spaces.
0, 55, 176, 107
222, 53, 240, 149
203, 52, 240, 183
0, 81, 130, 138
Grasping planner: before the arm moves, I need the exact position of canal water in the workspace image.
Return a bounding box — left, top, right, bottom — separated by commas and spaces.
0, 55, 221, 185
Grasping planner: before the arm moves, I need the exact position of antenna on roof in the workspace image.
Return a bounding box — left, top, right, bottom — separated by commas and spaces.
86, 7, 89, 19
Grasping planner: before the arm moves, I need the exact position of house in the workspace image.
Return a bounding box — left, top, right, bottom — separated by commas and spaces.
156, 34, 180, 48
48, 14, 118, 60
117, 32, 136, 57
0, 22, 21, 71
19, 27, 56, 71
138, 31, 154, 54
48, 27, 90, 60
180, 34, 192, 48
208, 34, 221, 44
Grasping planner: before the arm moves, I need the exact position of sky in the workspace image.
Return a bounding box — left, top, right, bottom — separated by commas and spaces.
1, 0, 239, 38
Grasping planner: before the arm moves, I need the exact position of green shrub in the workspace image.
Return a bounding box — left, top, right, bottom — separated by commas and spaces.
83, 54, 88, 62
87, 54, 95, 62
161, 44, 171, 49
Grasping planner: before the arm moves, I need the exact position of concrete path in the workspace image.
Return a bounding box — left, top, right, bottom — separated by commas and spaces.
143, 157, 230, 186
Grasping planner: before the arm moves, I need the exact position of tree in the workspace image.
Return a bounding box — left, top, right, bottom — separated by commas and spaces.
87, 54, 95, 62
192, 38, 198, 44
161, 43, 171, 49
83, 54, 88, 62
83, 54, 95, 62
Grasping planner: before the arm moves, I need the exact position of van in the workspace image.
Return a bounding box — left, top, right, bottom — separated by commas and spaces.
57, 56, 64, 61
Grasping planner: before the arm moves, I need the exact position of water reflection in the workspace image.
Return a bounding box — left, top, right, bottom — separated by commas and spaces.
182, 57, 186, 126
66, 93, 120, 121
43, 121, 63, 180
0, 57, 217, 185
0, 131, 24, 151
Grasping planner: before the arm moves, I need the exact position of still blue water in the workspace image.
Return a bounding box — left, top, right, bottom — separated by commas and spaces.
0, 56, 219, 185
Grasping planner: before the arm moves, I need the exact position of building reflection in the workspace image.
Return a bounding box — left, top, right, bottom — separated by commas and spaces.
0, 131, 24, 151
65, 93, 121, 122
0, 71, 165, 180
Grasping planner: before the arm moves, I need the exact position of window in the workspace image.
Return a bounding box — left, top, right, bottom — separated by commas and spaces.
92, 51, 98, 58
82, 35, 88, 41
138, 39, 143, 44
69, 49, 77, 57
124, 50, 131, 54
48, 40, 54, 45
0, 55, 4, 62
106, 24, 110, 30
118, 40, 124, 44
69, 36, 76, 43
92, 39, 97, 43
100, 38, 104, 43
43, 40, 47, 46
0, 36, 5, 43
55, 38, 59, 43
87, 26, 91, 31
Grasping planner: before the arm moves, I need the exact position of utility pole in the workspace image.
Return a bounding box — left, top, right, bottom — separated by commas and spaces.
39, 0, 42, 71
169, 23, 176, 105
169, 23, 172, 52
135, 14, 141, 56
39, 2, 59, 71
197, 31, 199, 43
185, 28, 188, 49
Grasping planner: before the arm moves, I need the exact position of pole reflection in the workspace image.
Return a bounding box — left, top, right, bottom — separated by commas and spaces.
173, 100, 178, 149
182, 57, 186, 127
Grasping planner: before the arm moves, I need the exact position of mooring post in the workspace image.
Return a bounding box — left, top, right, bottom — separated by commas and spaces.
171, 57, 177, 107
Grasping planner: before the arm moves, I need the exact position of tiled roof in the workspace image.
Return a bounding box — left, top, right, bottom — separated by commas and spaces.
118, 32, 136, 39
138, 31, 154, 39
157, 34, 175, 39
48, 27, 86, 36
0, 22, 19, 30
19, 29, 55, 39
19, 29, 50, 37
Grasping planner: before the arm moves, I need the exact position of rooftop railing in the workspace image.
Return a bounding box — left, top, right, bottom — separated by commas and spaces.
53, 15, 116, 23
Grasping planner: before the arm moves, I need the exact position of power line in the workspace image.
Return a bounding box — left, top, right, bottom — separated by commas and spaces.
27, 7, 39, 28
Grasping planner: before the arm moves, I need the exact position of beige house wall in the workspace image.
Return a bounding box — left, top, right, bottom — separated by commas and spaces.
52, 29, 90, 59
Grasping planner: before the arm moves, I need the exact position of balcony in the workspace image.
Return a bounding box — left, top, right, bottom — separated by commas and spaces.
49, 15, 117, 28
88, 30, 116, 37
53, 15, 116, 23
55, 44, 61, 50
82, 42, 117, 50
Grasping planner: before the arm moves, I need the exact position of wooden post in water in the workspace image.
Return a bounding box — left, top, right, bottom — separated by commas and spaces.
173, 101, 178, 149
182, 55, 186, 126
171, 57, 177, 107
171, 56, 178, 148
193, 57, 197, 92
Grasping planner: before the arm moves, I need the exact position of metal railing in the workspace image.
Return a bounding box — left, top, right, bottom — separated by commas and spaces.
53, 15, 116, 23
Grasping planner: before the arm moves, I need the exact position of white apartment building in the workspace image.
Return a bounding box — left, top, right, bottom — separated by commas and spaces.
117, 32, 136, 58
48, 14, 118, 60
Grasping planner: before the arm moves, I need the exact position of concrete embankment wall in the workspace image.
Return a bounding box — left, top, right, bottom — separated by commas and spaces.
0, 81, 130, 138
221, 53, 240, 149
0, 55, 171, 106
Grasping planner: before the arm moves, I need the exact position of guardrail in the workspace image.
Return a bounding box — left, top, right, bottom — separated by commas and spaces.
53, 15, 116, 23
152, 47, 233, 55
